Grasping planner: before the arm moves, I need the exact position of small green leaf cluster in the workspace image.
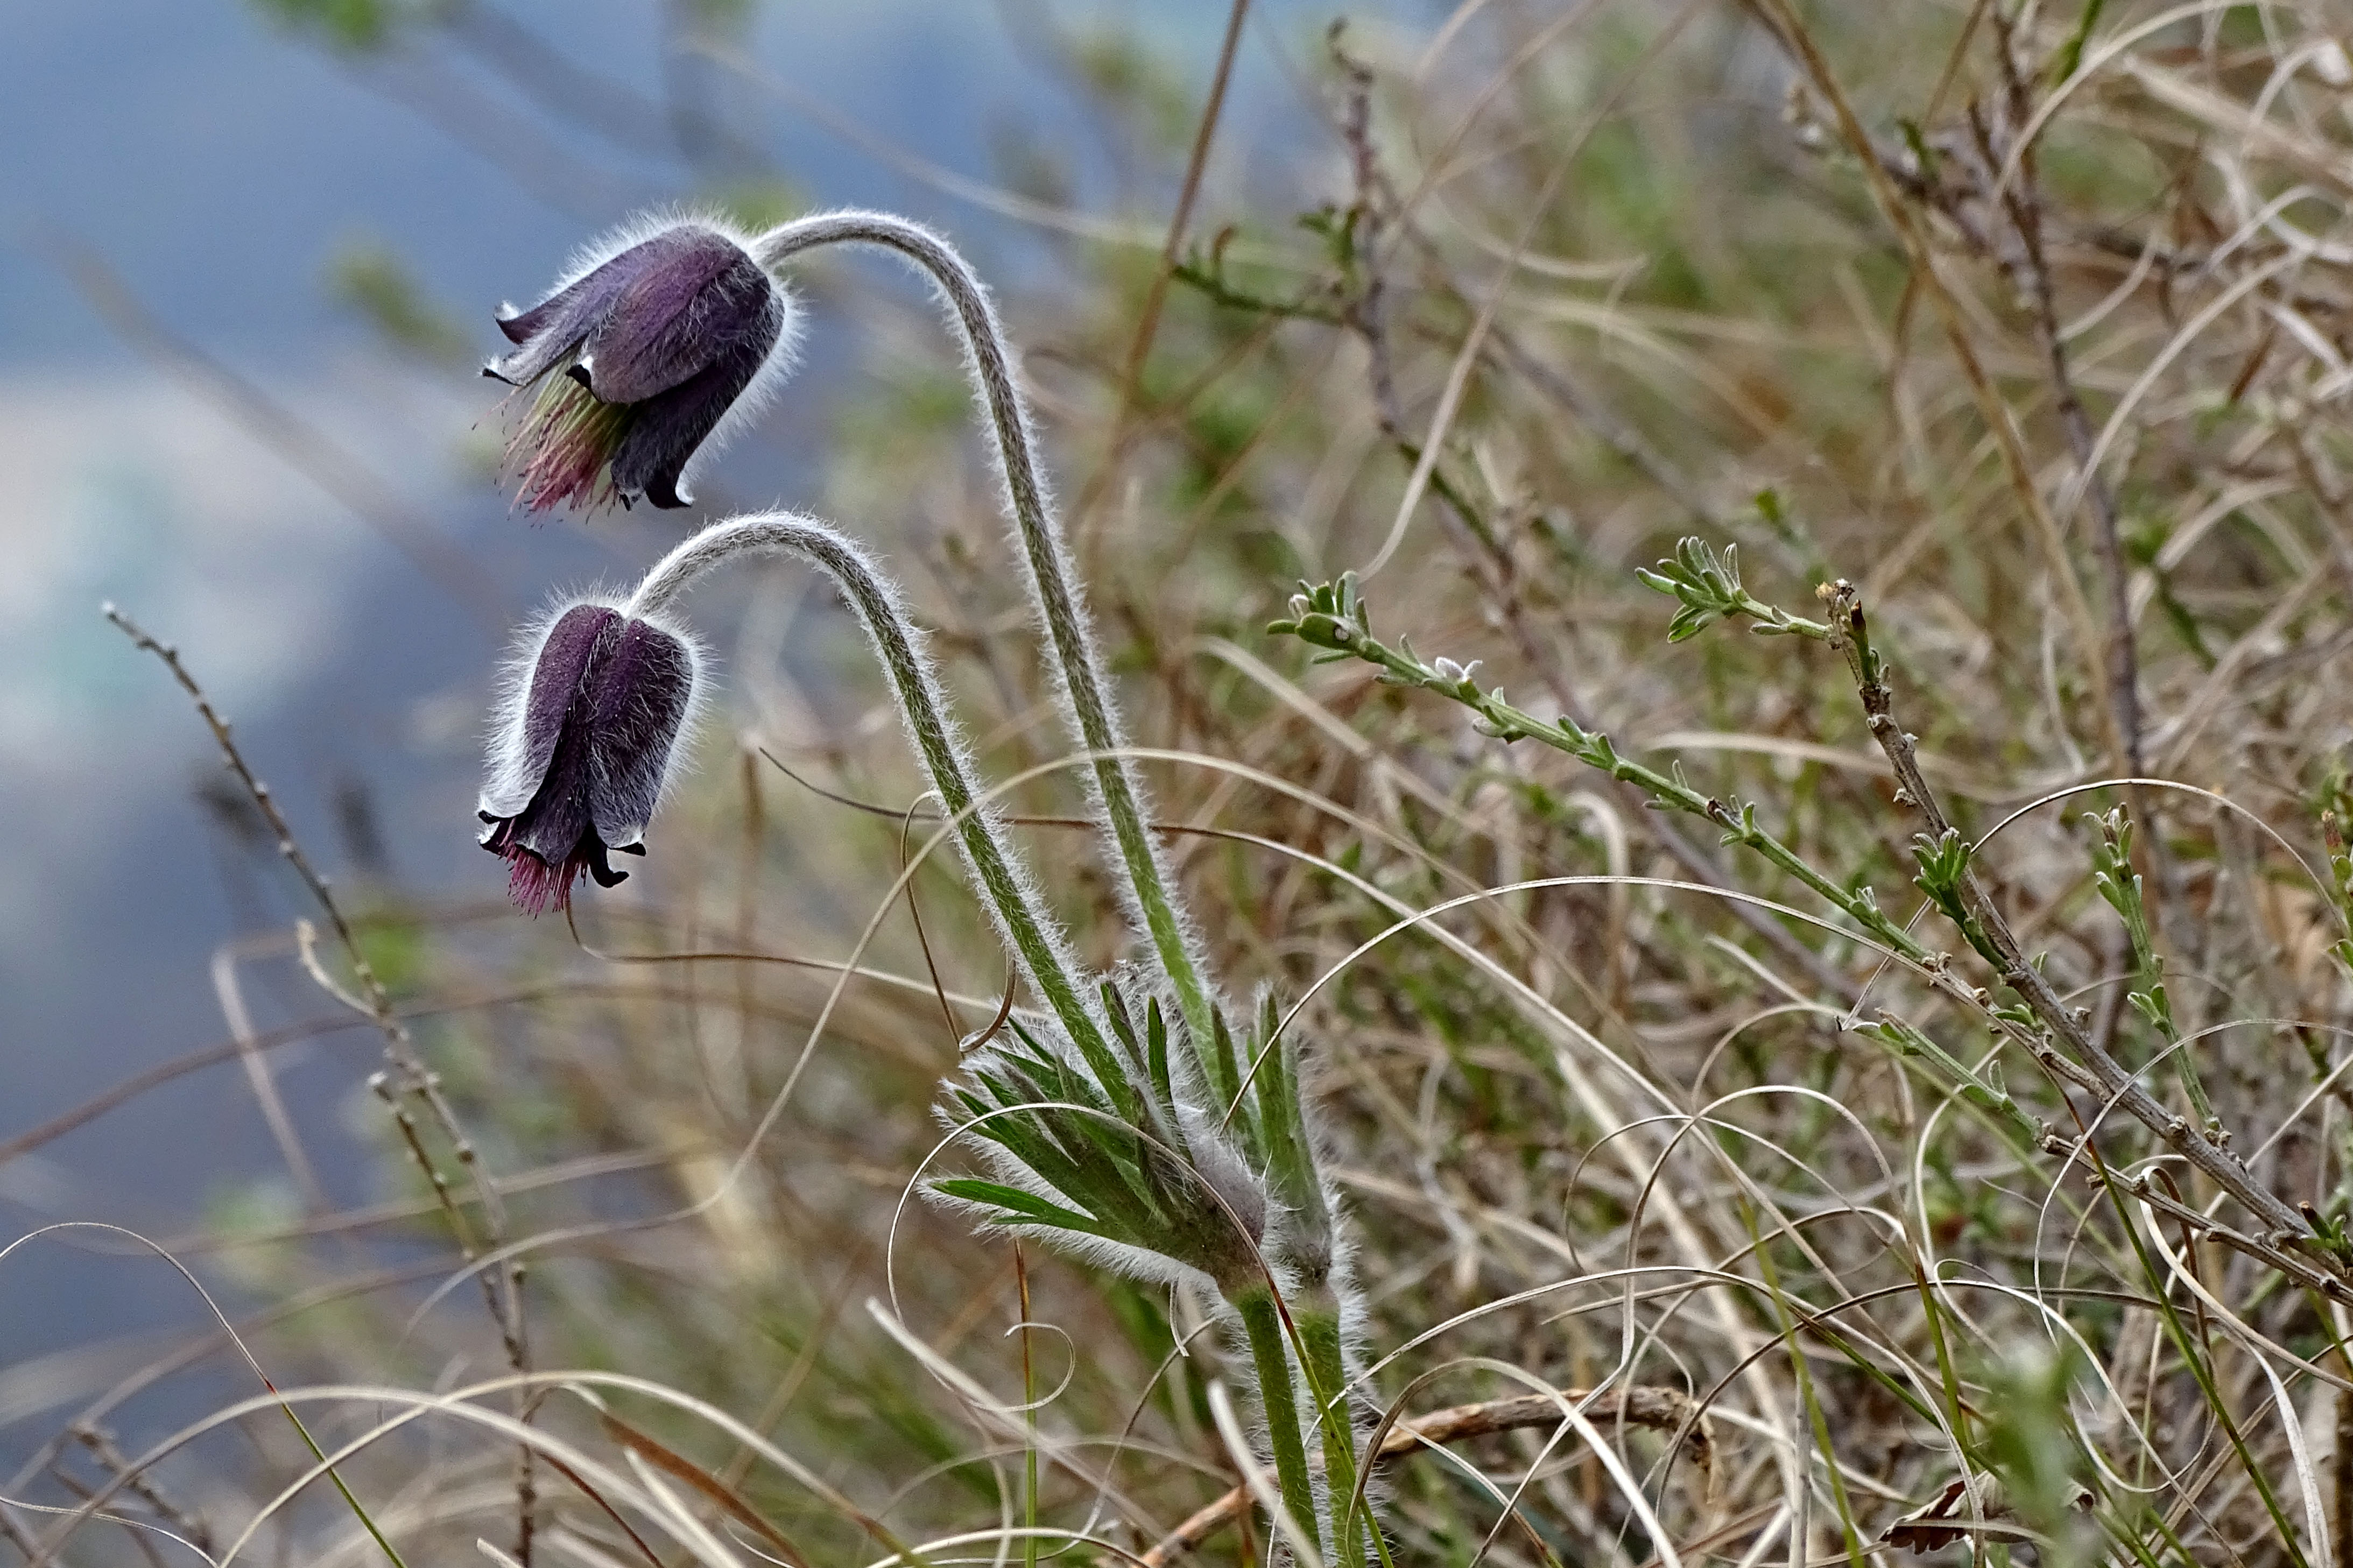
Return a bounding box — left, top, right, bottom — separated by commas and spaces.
2320, 768, 2353, 972
2086, 808, 2216, 1123
1911, 829, 2002, 971
1857, 1013, 2032, 1138
937, 978, 1334, 1303
939, 980, 1266, 1292
1636, 536, 1830, 642
2088, 810, 2167, 1034
1269, 573, 1373, 658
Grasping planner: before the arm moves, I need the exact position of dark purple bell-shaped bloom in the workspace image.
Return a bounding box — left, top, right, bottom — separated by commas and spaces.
485, 218, 797, 512
479, 601, 703, 914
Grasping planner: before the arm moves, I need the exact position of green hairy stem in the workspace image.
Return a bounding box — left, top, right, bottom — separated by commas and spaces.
752, 210, 1220, 1070
1234, 1286, 1323, 1559
1299, 1306, 1369, 1567
630, 511, 1109, 1058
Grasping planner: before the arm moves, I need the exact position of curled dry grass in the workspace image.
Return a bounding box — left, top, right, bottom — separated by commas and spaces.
13, 1, 2353, 1564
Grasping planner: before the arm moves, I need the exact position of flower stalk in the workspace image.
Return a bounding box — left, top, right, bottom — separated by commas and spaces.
627, 512, 1110, 1057
626, 510, 1359, 1556
749, 210, 1221, 1079
1234, 1286, 1321, 1558
481, 206, 1373, 1557
737, 227, 1370, 1541
1300, 1307, 1369, 1567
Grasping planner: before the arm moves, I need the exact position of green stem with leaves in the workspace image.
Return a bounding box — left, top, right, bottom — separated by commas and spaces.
1273, 551, 2352, 1287
2089, 808, 2214, 1125
1272, 570, 1932, 971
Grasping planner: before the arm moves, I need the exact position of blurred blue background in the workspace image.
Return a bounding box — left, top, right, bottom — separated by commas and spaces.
0, 0, 1340, 1463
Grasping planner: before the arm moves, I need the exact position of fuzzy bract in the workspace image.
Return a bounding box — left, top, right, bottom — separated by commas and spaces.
933, 980, 1273, 1295
485, 217, 799, 511
478, 600, 702, 914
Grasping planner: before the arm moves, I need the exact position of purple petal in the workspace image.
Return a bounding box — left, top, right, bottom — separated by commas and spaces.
492, 605, 623, 875
494, 302, 547, 347
485, 238, 663, 386
499, 721, 598, 873
483, 609, 694, 914
516, 605, 623, 786
579, 230, 772, 405
584, 619, 696, 844
607, 319, 779, 508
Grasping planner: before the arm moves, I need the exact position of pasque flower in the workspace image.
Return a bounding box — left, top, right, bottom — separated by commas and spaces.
485, 218, 797, 511
478, 600, 702, 914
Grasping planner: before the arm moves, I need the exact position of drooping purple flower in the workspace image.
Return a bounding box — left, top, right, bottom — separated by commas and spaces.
478, 601, 702, 914
485, 218, 797, 512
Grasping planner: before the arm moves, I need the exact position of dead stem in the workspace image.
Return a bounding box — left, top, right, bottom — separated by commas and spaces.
103, 604, 539, 1564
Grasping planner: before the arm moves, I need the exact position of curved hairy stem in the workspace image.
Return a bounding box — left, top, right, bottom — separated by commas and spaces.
751, 210, 1221, 1079
629, 511, 1108, 1057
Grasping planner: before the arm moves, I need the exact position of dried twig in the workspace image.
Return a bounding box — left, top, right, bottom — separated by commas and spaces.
67, 1424, 210, 1557
103, 604, 541, 1565
1323, 38, 1855, 1007
1980, 16, 2146, 778
56, 242, 507, 634
1140, 1385, 1711, 1564
1821, 581, 2341, 1279
1745, 0, 2124, 774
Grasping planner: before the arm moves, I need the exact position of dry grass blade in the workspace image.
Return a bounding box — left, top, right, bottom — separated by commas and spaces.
597, 1411, 814, 1568
1139, 1384, 1711, 1564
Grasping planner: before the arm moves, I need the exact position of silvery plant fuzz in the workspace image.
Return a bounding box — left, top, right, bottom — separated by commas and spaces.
477, 599, 704, 914
486, 216, 800, 511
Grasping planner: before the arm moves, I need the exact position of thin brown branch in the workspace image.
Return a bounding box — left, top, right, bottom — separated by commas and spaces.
1745, 0, 2124, 775
1321, 41, 1855, 1008
1822, 581, 2343, 1281
102, 604, 540, 1562
1117, 0, 1250, 408
599, 1411, 813, 1568
54, 241, 509, 635
66, 1426, 210, 1558
1980, 22, 2145, 779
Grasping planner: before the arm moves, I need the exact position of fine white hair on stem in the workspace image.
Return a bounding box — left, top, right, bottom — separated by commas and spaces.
741, 218, 1377, 1424
632, 220, 1374, 1551
627, 510, 1108, 1051
748, 208, 1221, 1055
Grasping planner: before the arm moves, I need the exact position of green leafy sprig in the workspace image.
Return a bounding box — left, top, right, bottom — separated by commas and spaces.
1272, 550, 2353, 1299
1633, 536, 1831, 643
2087, 808, 2215, 1126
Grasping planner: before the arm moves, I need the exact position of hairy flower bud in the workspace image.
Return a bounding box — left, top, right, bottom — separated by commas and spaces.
485, 217, 798, 511
478, 601, 702, 914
